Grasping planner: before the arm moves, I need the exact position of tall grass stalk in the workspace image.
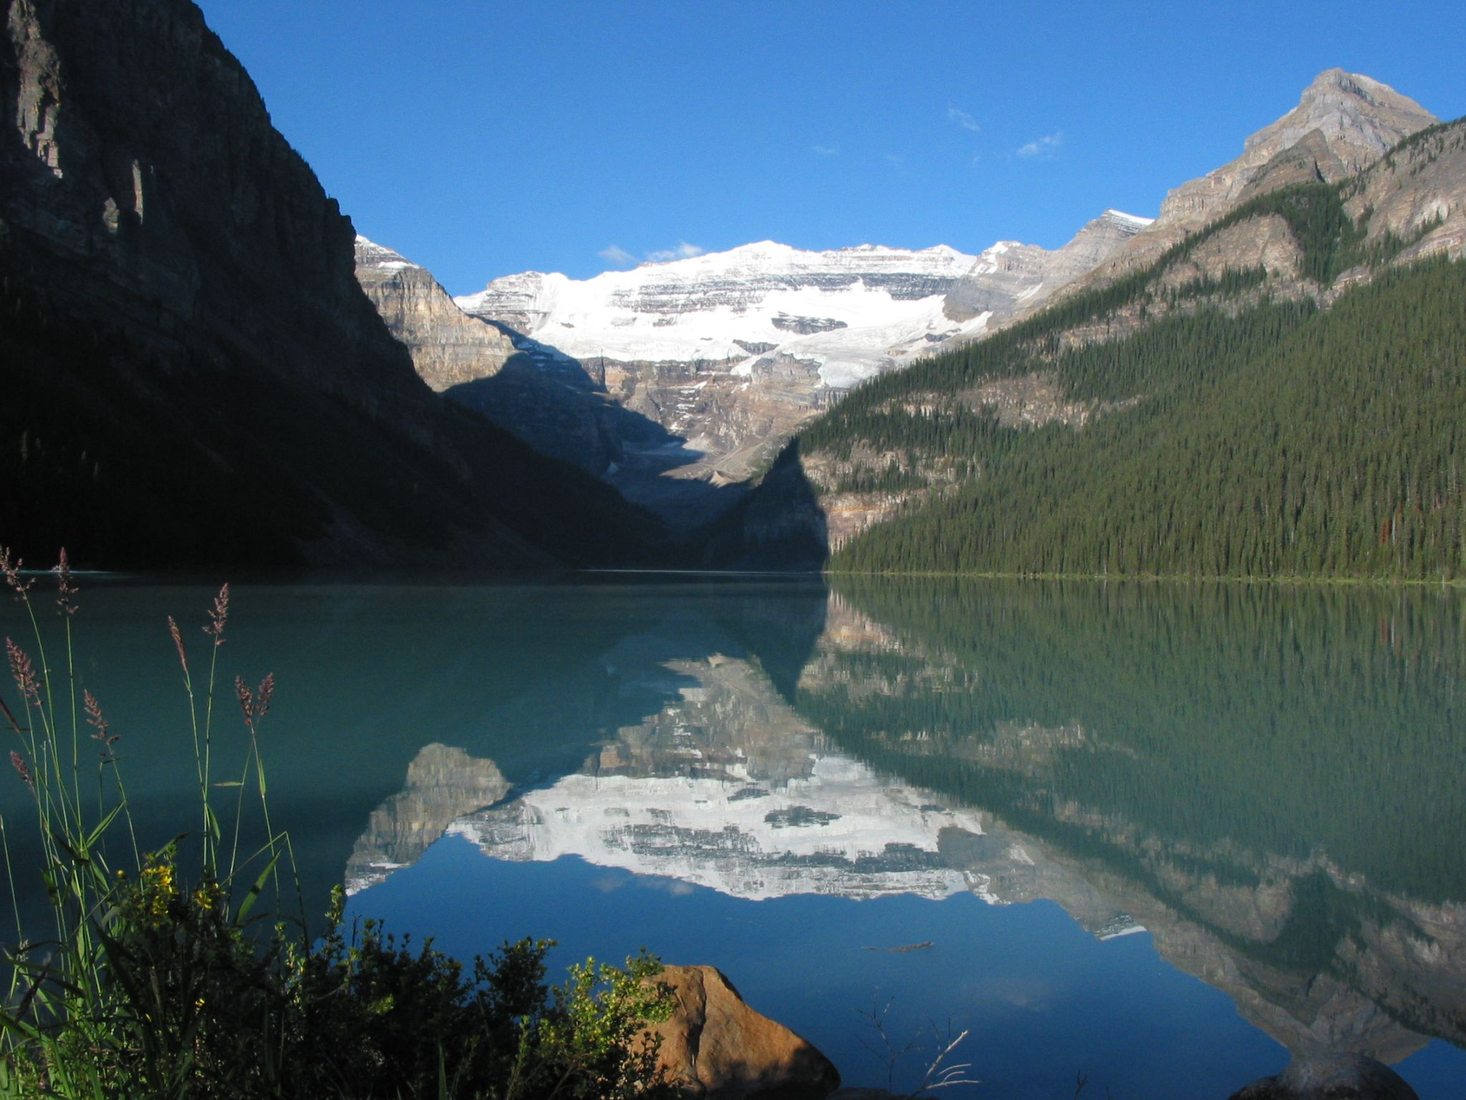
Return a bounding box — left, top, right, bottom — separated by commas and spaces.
0, 550, 677, 1099
0, 549, 288, 1092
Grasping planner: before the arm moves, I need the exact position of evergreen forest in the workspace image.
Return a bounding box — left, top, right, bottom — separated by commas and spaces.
799, 174, 1466, 580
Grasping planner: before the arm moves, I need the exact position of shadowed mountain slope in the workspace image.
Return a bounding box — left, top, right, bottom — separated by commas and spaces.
0, 0, 662, 570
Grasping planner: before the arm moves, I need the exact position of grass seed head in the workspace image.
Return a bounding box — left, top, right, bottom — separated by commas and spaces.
167, 615, 189, 676
205, 583, 230, 647
0, 546, 34, 598
53, 548, 78, 617
5, 638, 41, 706
9, 750, 32, 792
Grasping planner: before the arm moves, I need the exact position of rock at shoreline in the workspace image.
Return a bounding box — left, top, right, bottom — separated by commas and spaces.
1230, 1053, 1418, 1100
653, 965, 840, 1099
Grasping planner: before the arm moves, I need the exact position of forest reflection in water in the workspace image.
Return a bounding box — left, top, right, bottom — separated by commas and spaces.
801, 578, 1466, 1067
343, 576, 1466, 1093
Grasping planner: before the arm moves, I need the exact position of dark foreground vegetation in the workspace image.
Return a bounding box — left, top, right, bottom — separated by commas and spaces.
0, 552, 674, 1098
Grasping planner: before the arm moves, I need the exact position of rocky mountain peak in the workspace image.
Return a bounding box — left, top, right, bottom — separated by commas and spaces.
354, 234, 411, 268
1158, 69, 1437, 229
1037, 69, 1442, 302
1062, 209, 1154, 263
1253, 66, 1436, 170
1296, 67, 1401, 114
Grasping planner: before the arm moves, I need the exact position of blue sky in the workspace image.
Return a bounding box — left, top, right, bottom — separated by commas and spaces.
193, 1, 1464, 295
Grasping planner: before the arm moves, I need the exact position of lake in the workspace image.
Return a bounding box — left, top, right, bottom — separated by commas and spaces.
3, 574, 1464, 1098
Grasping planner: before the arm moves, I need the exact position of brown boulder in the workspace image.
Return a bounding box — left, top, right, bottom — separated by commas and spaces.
652, 965, 840, 1100
1230, 1053, 1418, 1100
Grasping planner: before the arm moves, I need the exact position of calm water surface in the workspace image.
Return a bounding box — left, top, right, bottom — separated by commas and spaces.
3, 576, 1464, 1098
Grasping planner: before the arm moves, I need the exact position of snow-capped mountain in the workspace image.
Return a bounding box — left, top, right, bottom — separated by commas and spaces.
353, 217, 1150, 525
437, 222, 1148, 503
456, 241, 985, 390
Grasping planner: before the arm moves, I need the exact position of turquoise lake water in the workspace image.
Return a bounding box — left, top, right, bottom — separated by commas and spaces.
3, 575, 1464, 1097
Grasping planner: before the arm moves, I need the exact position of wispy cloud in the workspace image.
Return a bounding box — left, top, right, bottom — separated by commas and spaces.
1017, 131, 1064, 160
645, 241, 705, 263
947, 106, 981, 133
811, 143, 840, 157
884, 153, 905, 169
599, 241, 706, 268
598, 244, 636, 266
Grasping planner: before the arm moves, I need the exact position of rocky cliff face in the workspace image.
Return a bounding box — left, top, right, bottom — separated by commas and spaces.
0, 0, 656, 569
355, 235, 639, 478
0, 0, 402, 389
353, 236, 516, 391
1343, 117, 1466, 267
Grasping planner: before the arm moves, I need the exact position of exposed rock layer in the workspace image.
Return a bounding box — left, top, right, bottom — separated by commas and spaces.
354, 235, 635, 476
353, 236, 516, 392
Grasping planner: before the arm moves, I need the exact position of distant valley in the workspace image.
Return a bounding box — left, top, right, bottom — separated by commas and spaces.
357, 213, 1150, 524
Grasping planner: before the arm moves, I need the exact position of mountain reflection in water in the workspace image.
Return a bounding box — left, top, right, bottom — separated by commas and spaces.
348, 578, 1466, 1083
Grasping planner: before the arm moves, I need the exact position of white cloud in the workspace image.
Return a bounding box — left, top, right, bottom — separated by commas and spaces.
811, 143, 839, 157
645, 241, 705, 263
601, 241, 707, 267
1017, 131, 1064, 160
947, 106, 981, 133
